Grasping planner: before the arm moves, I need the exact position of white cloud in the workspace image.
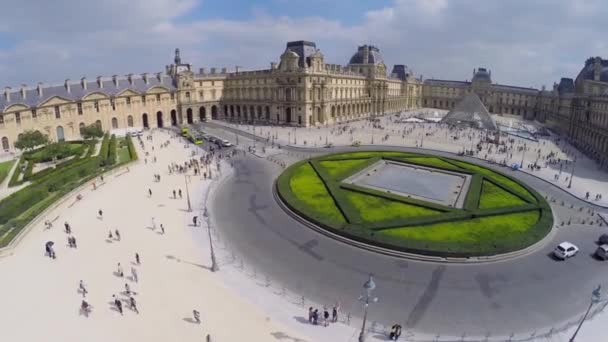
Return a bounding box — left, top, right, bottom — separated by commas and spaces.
0, 0, 607, 89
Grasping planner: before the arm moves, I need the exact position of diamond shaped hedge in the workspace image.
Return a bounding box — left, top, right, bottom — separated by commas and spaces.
276, 151, 553, 258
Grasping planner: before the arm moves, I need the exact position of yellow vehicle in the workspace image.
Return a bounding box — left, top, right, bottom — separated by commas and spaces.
187, 132, 203, 145
181, 127, 189, 137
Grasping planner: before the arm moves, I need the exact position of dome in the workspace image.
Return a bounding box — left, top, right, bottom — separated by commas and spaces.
283, 49, 299, 58
349, 45, 384, 65
472, 68, 492, 83
576, 57, 608, 83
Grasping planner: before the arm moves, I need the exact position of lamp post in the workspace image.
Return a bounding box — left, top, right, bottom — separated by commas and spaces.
184, 174, 192, 212
569, 285, 602, 342
358, 275, 378, 342
568, 156, 577, 189
520, 144, 527, 168
204, 207, 219, 272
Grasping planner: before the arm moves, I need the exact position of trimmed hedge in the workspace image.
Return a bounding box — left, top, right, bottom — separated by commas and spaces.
276, 150, 554, 258
126, 135, 138, 161
107, 134, 117, 166
98, 133, 110, 166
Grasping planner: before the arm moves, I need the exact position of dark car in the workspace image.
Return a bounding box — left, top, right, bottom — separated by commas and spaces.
599, 234, 608, 245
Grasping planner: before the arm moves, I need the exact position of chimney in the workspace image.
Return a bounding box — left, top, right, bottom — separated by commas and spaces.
362, 45, 369, 64
270, 63, 277, 70
81, 77, 87, 90
21, 84, 27, 99
199, 68, 206, 74
127, 74, 134, 85
157, 72, 162, 82
37, 83, 43, 97
4, 87, 10, 102
97, 76, 103, 89
65, 79, 71, 93
112, 75, 119, 87
594, 57, 602, 81
143, 73, 149, 85
221, 67, 227, 74
210, 68, 216, 74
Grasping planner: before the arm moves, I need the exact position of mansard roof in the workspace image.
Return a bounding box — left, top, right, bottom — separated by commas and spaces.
1, 74, 175, 112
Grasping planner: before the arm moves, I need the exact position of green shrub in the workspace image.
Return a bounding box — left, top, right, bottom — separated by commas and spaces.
107, 134, 117, 166
98, 133, 110, 166
0, 185, 49, 224
8, 155, 26, 187
126, 135, 138, 161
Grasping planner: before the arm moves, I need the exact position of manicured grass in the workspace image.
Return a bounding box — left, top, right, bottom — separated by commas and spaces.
116, 138, 131, 164
318, 159, 371, 179
450, 160, 534, 201
289, 163, 345, 224
345, 190, 440, 223
479, 180, 526, 209
0, 159, 15, 185
277, 151, 552, 257
376, 211, 541, 253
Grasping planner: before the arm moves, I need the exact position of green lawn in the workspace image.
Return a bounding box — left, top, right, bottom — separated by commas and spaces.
323, 151, 414, 160
450, 161, 534, 201
345, 190, 440, 223
0, 159, 16, 185
400, 157, 463, 170
479, 180, 526, 209
376, 210, 541, 253
318, 159, 371, 179
116, 139, 131, 164
289, 163, 345, 224
28, 142, 83, 161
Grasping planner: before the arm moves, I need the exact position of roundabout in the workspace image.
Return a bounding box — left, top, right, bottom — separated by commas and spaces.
276, 151, 553, 259
211, 141, 608, 338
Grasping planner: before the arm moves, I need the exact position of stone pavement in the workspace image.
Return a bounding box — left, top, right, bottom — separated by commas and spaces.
0, 129, 310, 342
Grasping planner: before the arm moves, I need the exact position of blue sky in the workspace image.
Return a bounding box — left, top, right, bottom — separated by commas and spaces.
0, 0, 606, 88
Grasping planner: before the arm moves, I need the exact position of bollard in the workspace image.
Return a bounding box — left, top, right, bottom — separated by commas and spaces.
347, 313, 351, 325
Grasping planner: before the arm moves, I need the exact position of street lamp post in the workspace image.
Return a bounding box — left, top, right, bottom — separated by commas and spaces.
568, 156, 577, 189
358, 275, 378, 342
204, 207, 219, 272
184, 174, 192, 212
520, 144, 527, 168
569, 285, 602, 342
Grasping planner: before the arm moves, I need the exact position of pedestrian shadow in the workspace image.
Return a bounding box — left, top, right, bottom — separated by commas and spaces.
178, 208, 191, 213
113, 271, 124, 278
105, 239, 113, 243
165, 254, 212, 271
270, 331, 309, 342
107, 301, 121, 313
372, 333, 391, 341
182, 317, 199, 324
293, 316, 310, 325
145, 226, 156, 230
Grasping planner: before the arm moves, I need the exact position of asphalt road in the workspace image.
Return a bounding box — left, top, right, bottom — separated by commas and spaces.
210, 139, 608, 336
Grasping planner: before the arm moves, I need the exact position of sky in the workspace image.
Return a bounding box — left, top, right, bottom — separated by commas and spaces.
0, 0, 607, 89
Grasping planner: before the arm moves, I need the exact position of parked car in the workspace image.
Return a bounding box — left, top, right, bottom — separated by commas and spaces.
595, 245, 608, 260
208, 137, 217, 143
553, 242, 579, 260
598, 234, 608, 245
221, 140, 232, 147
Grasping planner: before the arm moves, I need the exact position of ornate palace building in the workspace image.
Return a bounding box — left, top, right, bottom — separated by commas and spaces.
0, 41, 606, 168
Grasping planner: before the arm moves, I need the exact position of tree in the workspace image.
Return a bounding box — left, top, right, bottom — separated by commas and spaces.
80, 124, 104, 139
14, 130, 49, 151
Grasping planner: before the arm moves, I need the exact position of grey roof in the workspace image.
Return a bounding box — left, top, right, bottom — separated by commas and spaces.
349, 45, 384, 65
441, 93, 498, 131
492, 84, 538, 94
391, 65, 411, 81
424, 79, 470, 87
285, 41, 318, 68
1, 74, 175, 112
472, 68, 492, 83
576, 57, 608, 83
557, 78, 575, 94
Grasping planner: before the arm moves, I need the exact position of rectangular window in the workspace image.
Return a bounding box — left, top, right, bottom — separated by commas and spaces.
110, 99, 115, 111
77, 102, 83, 115
55, 106, 61, 118
156, 94, 161, 102
94, 102, 99, 112
170, 93, 175, 100
15, 112, 21, 124
142, 96, 146, 104
32, 109, 37, 118
0, 115, 3, 124
185, 92, 190, 98
126, 97, 131, 105
199, 91, 204, 99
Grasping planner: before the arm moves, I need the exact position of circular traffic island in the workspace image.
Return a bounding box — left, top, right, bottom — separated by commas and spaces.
276, 151, 553, 259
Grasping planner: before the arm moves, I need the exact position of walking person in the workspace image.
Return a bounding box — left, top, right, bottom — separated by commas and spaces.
193, 310, 201, 324
135, 252, 140, 265
151, 217, 156, 230
160, 224, 165, 234
308, 307, 313, 324
125, 283, 131, 295
117, 263, 124, 277
172, 190, 176, 199
323, 308, 329, 327
178, 189, 182, 199
79, 280, 88, 297
193, 216, 198, 227
108, 230, 113, 239
332, 305, 339, 323
148, 188, 152, 197
98, 209, 103, 219
113, 295, 123, 315
129, 296, 139, 314
115, 229, 121, 241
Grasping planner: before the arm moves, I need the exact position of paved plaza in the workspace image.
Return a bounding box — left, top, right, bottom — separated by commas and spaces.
1, 117, 608, 341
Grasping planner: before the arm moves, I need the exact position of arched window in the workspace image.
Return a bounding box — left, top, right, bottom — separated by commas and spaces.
127, 115, 134, 127
79, 122, 85, 134
111, 117, 118, 129
95, 120, 102, 129
1, 136, 9, 151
